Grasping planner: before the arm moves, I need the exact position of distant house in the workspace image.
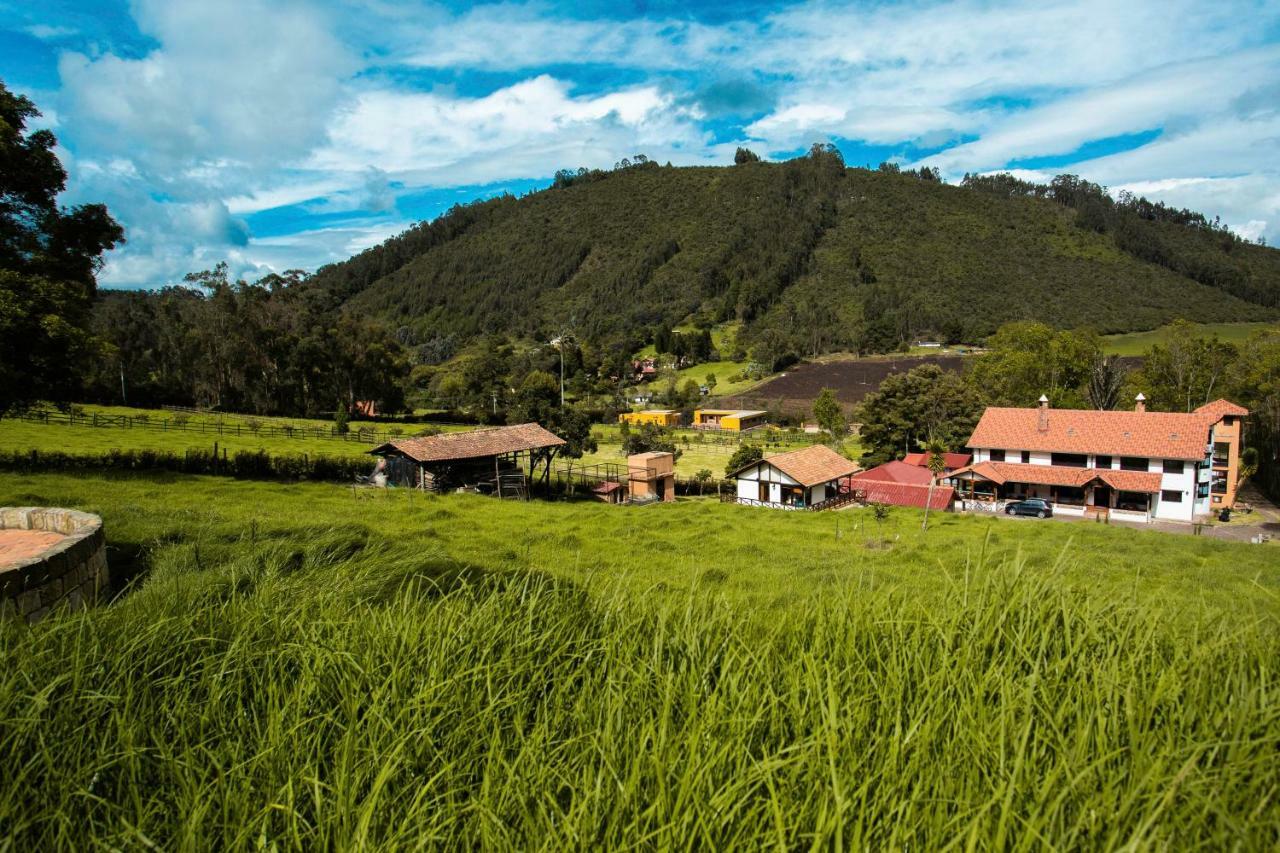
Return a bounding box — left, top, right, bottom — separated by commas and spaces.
731, 445, 861, 509
631, 358, 658, 382
850, 462, 954, 510
369, 423, 566, 496
619, 409, 683, 428
628, 452, 676, 503
947, 395, 1248, 522
692, 409, 768, 432
901, 451, 972, 473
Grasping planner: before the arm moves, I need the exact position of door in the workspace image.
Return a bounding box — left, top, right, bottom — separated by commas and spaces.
656, 476, 666, 501
758, 480, 769, 504
1093, 485, 1112, 507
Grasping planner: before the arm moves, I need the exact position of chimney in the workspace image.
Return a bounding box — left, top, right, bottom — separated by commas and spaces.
1037, 395, 1050, 432
1135, 392, 1146, 413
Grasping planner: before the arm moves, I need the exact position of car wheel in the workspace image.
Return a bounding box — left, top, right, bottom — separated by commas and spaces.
1037, 510, 1046, 518
1006, 507, 1015, 515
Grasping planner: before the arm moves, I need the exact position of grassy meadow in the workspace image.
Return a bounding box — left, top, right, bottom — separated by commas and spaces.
0, 404, 476, 464
1101, 321, 1280, 356
1, 471, 1278, 848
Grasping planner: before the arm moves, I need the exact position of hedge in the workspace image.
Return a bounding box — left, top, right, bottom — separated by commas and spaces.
0, 448, 372, 483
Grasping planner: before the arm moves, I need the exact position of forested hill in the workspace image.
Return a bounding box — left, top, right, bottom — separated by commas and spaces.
308, 148, 1280, 365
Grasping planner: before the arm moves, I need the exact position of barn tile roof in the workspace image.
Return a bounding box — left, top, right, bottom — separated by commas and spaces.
901, 451, 972, 470
851, 480, 955, 510
371, 423, 565, 463
1194, 399, 1249, 419
853, 461, 934, 485
949, 461, 1163, 493
966, 406, 1222, 460
735, 445, 861, 487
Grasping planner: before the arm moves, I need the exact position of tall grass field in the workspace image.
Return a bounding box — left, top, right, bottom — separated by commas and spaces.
1, 472, 1278, 848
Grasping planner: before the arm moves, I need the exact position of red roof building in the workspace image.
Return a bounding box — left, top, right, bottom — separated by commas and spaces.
951, 395, 1247, 522
853, 461, 934, 485
901, 451, 972, 472
850, 479, 955, 511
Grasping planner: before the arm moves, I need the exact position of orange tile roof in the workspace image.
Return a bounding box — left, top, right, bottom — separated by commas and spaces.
737, 445, 861, 487
949, 461, 1162, 493
902, 451, 972, 470
967, 406, 1217, 460
852, 480, 955, 510
853, 461, 934, 485
371, 423, 565, 463
1194, 399, 1249, 419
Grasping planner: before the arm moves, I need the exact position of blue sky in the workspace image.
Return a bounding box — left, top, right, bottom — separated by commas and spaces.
3, 0, 1279, 289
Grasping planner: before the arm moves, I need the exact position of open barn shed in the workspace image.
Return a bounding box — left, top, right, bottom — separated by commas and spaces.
369, 423, 566, 497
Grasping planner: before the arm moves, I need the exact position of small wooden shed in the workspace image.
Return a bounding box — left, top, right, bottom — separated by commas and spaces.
369, 423, 566, 497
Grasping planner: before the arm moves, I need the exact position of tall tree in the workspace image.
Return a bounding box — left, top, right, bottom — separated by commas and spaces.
0, 81, 123, 413
856, 364, 982, 465
811, 387, 846, 440
1135, 320, 1238, 412
966, 322, 1100, 408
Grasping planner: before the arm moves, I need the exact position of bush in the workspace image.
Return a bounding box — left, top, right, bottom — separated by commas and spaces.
0, 448, 370, 483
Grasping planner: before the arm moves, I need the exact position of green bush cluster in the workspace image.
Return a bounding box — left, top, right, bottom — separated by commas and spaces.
0, 448, 370, 482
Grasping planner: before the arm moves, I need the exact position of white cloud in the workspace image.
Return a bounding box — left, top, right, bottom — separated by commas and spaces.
308, 75, 711, 186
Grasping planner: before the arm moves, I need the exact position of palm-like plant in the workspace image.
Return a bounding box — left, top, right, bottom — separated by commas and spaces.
921, 436, 949, 531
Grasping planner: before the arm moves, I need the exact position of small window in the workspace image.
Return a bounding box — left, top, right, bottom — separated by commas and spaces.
1162, 459, 1184, 475
990, 449, 1005, 462
1120, 457, 1149, 471
1094, 455, 1112, 469
1021, 451, 1030, 464
1161, 490, 1182, 503
1051, 453, 1087, 468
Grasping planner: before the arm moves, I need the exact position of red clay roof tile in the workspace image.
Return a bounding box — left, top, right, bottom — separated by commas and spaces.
966, 406, 1221, 460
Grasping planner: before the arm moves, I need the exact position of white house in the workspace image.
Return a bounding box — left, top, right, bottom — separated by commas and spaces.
731, 445, 861, 510
948, 395, 1248, 523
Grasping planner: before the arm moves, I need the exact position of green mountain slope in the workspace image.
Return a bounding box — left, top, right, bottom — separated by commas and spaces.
309, 153, 1280, 364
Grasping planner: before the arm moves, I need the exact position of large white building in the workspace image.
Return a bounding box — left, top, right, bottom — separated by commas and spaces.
948, 395, 1248, 523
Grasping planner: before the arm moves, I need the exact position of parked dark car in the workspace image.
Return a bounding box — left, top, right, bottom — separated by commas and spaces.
1005, 498, 1053, 518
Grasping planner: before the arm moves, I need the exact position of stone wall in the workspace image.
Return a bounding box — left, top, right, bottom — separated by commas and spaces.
0, 507, 109, 623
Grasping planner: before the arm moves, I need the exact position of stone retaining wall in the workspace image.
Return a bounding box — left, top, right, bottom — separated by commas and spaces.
0, 507, 109, 623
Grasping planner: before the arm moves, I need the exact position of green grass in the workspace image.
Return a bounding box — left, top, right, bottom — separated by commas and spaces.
1102, 321, 1280, 356
1, 473, 1278, 847
0, 414, 379, 461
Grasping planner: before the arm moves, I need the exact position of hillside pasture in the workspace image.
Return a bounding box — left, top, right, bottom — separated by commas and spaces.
1101, 320, 1280, 356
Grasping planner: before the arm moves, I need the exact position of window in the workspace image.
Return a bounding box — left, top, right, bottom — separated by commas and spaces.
1160, 490, 1183, 503
1197, 482, 1210, 499
1162, 459, 1184, 475
1053, 486, 1085, 506
1213, 442, 1231, 467
1094, 455, 1112, 469
1021, 451, 1031, 464
1117, 491, 1150, 511
1211, 472, 1227, 494
1120, 457, 1149, 471
1051, 453, 1087, 468
990, 449, 1005, 462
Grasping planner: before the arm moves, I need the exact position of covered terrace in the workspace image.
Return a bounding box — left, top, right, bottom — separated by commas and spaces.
948, 461, 1162, 521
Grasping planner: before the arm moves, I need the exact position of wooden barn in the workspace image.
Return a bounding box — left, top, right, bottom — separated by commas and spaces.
369, 423, 566, 497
